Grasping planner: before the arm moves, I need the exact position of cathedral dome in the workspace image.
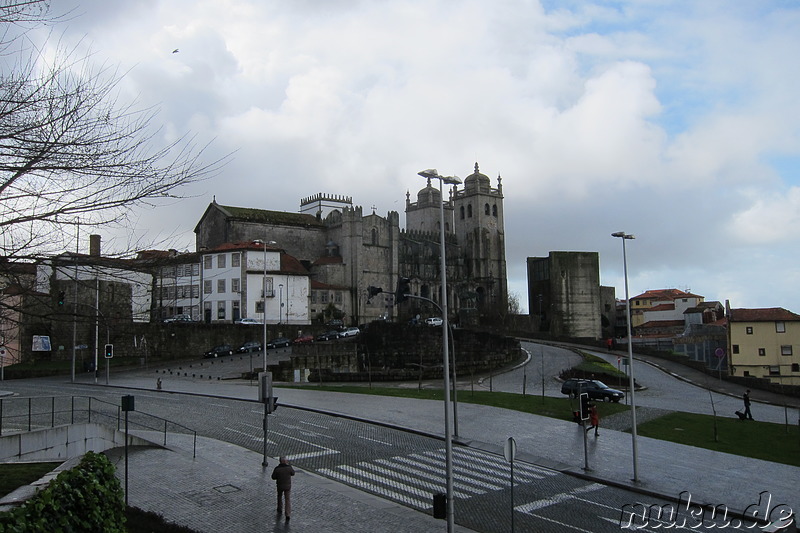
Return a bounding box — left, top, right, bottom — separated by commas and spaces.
464, 162, 490, 188
416, 178, 441, 205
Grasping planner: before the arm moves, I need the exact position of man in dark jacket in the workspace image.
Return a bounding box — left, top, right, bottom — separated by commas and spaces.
743, 389, 754, 420
271, 456, 295, 522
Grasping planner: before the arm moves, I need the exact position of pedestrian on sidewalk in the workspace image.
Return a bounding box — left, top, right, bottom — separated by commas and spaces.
743, 389, 754, 420
606, 338, 613, 351
271, 456, 295, 522
585, 404, 600, 436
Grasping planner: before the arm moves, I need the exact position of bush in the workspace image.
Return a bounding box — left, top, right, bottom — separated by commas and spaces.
0, 452, 126, 532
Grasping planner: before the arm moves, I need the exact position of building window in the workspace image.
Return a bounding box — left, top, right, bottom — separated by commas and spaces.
768, 366, 780, 376
792, 363, 799, 372
203, 256, 212, 269
321, 292, 329, 303
217, 254, 226, 268
191, 263, 200, 276
204, 280, 212, 294
743, 371, 750, 377
460, 206, 465, 220
334, 291, 342, 304
776, 321, 786, 333
311, 291, 317, 304
217, 279, 226, 293
217, 301, 225, 320
781, 345, 793, 355
732, 345, 739, 354
256, 300, 264, 313
758, 348, 766, 356
372, 228, 378, 245
232, 278, 240, 293
484, 203, 490, 215
232, 300, 240, 320
467, 204, 472, 218
746, 326, 753, 335
192, 285, 200, 298
232, 253, 240, 267
492, 204, 497, 217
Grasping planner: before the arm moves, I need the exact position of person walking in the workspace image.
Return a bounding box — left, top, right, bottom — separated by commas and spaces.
743, 389, 754, 420
271, 456, 295, 522
585, 404, 600, 436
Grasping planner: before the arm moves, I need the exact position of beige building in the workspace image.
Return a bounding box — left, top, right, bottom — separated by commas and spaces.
630, 289, 704, 328
727, 306, 800, 385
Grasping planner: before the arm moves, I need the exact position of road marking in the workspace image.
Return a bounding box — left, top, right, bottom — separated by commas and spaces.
408, 453, 504, 491
455, 446, 557, 477
387, 457, 487, 494
357, 462, 472, 499
299, 420, 329, 429
516, 483, 606, 513
270, 431, 340, 461
358, 435, 393, 445
318, 468, 430, 509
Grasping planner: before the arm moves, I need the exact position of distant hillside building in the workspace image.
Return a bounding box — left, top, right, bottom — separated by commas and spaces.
727, 305, 800, 385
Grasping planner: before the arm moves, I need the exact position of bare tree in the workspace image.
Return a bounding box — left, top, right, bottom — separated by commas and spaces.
0, 0, 224, 262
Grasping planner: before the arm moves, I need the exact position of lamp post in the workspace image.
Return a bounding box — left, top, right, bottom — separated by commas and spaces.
279, 284, 284, 324
612, 231, 639, 482
254, 240, 276, 372
418, 168, 461, 532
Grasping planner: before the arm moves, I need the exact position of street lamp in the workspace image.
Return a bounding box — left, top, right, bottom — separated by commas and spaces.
279, 284, 284, 324
418, 168, 461, 532
612, 231, 639, 482
255, 240, 276, 372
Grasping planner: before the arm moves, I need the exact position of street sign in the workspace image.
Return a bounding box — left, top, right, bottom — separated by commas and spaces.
0, 347, 6, 358
75, 344, 88, 350
503, 436, 517, 462
714, 348, 725, 358
32, 336, 51, 351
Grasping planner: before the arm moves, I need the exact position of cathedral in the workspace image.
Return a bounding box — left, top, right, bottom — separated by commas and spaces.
194, 163, 508, 326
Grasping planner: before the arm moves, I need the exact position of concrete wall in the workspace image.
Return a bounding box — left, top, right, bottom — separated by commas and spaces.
0, 423, 155, 462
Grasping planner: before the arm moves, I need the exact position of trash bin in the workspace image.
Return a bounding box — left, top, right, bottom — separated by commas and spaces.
433, 493, 446, 519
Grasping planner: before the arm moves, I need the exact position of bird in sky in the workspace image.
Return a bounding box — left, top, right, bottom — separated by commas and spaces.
172, 49, 179, 53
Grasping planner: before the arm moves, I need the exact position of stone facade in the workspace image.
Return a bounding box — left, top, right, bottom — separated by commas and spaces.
194, 163, 508, 326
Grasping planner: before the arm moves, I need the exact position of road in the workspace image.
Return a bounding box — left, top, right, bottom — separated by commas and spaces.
2, 371, 760, 533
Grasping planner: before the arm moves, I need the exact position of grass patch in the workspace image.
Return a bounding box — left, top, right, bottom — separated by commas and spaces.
279, 384, 630, 422
0, 462, 62, 498
637, 412, 799, 467
575, 351, 626, 378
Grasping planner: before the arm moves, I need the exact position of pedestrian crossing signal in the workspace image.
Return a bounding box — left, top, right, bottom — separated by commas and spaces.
579, 393, 590, 420
104, 344, 113, 359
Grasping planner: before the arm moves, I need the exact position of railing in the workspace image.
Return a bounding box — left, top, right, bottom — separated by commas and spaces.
0, 395, 197, 458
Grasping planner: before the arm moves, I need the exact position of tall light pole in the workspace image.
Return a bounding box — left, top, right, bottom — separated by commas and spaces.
255, 240, 276, 372
279, 284, 284, 324
419, 168, 461, 532
612, 231, 639, 482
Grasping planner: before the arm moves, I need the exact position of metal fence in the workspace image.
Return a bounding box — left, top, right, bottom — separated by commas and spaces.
0, 395, 197, 457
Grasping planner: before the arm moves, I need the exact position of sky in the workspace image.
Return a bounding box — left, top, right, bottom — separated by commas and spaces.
34, 0, 800, 313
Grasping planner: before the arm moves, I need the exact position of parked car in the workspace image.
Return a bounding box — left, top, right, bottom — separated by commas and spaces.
325, 319, 344, 329
293, 334, 314, 345
560, 379, 624, 402
204, 344, 233, 358
425, 317, 443, 326
338, 326, 360, 338
315, 330, 340, 341
163, 314, 192, 323
235, 317, 263, 325
266, 337, 292, 349
236, 341, 262, 353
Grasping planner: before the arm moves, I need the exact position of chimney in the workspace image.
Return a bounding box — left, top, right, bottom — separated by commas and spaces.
89, 234, 101, 256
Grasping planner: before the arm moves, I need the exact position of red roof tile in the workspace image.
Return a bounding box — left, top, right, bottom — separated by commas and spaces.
729, 308, 800, 322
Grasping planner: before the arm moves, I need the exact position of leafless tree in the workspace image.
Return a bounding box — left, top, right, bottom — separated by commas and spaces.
0, 0, 224, 263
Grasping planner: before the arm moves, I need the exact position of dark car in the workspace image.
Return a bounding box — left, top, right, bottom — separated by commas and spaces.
204, 344, 233, 358
236, 341, 262, 353
293, 334, 314, 345
325, 319, 344, 329
315, 330, 340, 341
163, 314, 192, 324
561, 378, 624, 402
266, 337, 292, 349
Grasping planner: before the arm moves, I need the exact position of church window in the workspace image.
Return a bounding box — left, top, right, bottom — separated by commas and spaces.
460, 206, 465, 219
467, 204, 472, 218
371, 228, 378, 245
492, 204, 497, 217
484, 203, 490, 215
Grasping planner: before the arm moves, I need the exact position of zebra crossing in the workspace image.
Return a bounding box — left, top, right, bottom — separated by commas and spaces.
318, 445, 559, 511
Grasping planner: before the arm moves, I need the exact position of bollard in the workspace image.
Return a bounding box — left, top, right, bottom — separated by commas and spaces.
433, 493, 446, 519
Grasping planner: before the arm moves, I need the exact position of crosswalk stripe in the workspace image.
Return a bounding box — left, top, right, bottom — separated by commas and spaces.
516, 483, 606, 513
358, 463, 472, 499
454, 447, 557, 477
387, 457, 487, 494
409, 453, 504, 491
319, 468, 430, 509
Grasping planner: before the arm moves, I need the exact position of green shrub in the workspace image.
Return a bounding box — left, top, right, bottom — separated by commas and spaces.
0, 452, 126, 532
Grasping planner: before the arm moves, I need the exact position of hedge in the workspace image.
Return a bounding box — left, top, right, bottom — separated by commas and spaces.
0, 451, 125, 532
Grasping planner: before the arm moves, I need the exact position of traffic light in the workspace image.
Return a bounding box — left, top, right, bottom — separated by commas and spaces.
366, 286, 382, 301
579, 393, 590, 421
57, 291, 65, 306
395, 277, 410, 304
104, 343, 114, 359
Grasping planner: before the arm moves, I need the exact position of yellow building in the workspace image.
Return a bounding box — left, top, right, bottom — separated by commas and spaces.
727, 307, 800, 385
